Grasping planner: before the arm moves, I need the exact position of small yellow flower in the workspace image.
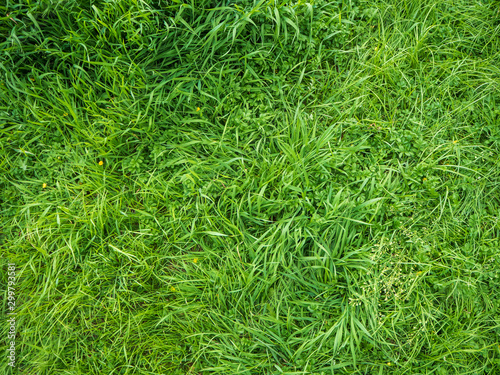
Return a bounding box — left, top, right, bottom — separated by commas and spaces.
193, 258, 198, 263
453, 140, 457, 144
42, 183, 47, 189
417, 271, 422, 275
30, 78, 35, 82
63, 112, 68, 117
387, 362, 391, 366
374, 46, 378, 51
423, 177, 427, 181
98, 160, 103, 166
196, 107, 201, 111
170, 286, 176, 292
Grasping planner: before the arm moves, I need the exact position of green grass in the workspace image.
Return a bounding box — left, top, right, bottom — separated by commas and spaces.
1, 0, 500, 373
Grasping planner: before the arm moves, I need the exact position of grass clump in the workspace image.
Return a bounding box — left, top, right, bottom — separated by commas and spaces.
1, 0, 500, 374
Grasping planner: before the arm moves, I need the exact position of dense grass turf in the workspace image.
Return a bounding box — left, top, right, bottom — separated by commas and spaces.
1, 0, 500, 373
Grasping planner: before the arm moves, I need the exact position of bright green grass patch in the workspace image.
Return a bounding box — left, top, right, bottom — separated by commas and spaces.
1, 0, 500, 374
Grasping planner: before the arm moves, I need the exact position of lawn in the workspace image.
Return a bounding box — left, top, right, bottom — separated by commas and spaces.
1, 0, 500, 374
